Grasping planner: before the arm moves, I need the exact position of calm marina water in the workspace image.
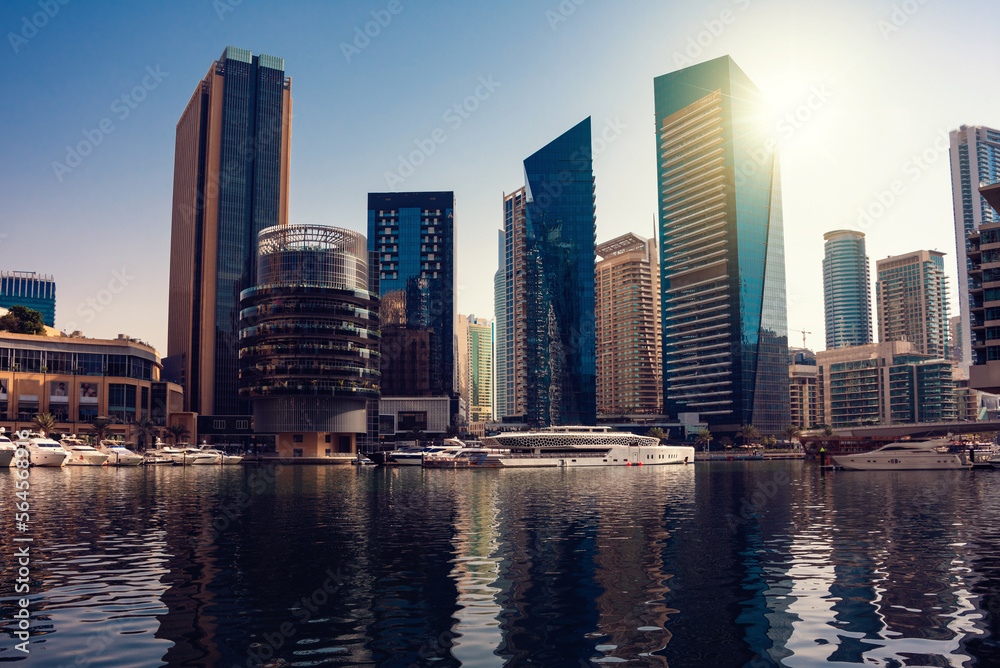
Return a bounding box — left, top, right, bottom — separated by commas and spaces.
3, 462, 1000, 666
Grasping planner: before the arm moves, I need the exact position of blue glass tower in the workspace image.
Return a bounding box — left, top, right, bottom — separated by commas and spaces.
167, 46, 292, 417
654, 56, 789, 433
822, 230, 872, 349
0, 272, 55, 327
521, 118, 596, 427
367, 191, 455, 400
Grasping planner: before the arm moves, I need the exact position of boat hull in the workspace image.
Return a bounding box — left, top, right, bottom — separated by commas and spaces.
29, 450, 68, 467
0, 448, 15, 467
831, 453, 969, 470
485, 445, 694, 468
106, 452, 143, 466
64, 453, 109, 466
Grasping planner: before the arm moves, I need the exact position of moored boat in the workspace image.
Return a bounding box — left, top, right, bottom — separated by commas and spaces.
172, 445, 219, 465
0, 429, 16, 468
197, 443, 242, 464
831, 439, 970, 470
96, 440, 144, 466
17, 433, 69, 467
478, 426, 694, 468
60, 436, 110, 466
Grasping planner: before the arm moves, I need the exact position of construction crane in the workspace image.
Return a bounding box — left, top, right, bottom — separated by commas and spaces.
789, 328, 811, 349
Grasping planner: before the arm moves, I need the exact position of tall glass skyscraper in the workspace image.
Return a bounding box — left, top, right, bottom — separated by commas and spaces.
167, 46, 292, 416
654, 56, 789, 433
367, 191, 455, 401
520, 118, 596, 427
822, 230, 872, 349
951, 125, 1000, 371
0, 272, 55, 327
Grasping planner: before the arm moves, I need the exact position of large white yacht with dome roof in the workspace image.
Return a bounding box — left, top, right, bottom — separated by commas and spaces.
477, 426, 694, 468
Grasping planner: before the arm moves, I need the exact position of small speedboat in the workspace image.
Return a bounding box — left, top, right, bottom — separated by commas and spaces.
96, 440, 143, 466
60, 436, 110, 466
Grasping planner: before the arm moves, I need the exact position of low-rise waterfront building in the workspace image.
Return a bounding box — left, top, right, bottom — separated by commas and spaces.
0, 326, 181, 442
817, 341, 958, 429
239, 225, 380, 461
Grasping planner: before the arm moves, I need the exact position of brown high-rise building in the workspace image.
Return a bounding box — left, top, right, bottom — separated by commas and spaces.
496, 187, 527, 418
166, 47, 292, 417
595, 233, 662, 415
875, 250, 948, 359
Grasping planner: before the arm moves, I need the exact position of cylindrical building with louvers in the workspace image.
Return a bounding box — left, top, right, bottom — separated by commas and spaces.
239, 225, 380, 460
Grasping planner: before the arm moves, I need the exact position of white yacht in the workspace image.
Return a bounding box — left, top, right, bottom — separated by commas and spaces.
390, 446, 448, 466
421, 439, 508, 468
60, 436, 110, 466
143, 438, 181, 465
172, 445, 218, 465
197, 443, 243, 465
831, 439, 970, 470
0, 429, 17, 468
18, 434, 69, 467
96, 440, 143, 466
477, 426, 695, 468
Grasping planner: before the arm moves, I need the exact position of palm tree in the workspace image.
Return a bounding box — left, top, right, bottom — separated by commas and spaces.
782, 424, 801, 444
168, 423, 190, 445
32, 413, 56, 436
821, 424, 835, 436
89, 416, 114, 443
135, 417, 159, 451
646, 427, 666, 443
737, 424, 760, 447
695, 428, 712, 452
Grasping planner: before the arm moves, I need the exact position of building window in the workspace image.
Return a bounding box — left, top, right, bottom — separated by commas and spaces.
293, 434, 303, 443
293, 449, 303, 457
214, 419, 226, 430
236, 420, 249, 430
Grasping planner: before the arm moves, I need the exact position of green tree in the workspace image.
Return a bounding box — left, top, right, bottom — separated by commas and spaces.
783, 424, 801, 443
737, 424, 760, 446
0, 305, 45, 335
646, 427, 666, 443
89, 417, 114, 443
168, 423, 191, 445
695, 428, 712, 452
32, 413, 56, 436
135, 417, 159, 451
821, 424, 835, 436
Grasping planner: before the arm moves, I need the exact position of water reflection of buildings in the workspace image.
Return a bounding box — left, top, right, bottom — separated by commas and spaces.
731, 468, 981, 667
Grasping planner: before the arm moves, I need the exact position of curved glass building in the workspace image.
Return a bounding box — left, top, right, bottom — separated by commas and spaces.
239, 225, 380, 459
822, 230, 872, 349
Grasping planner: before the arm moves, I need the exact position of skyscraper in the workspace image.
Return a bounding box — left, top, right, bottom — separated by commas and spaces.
822, 230, 872, 349
499, 187, 528, 419
0, 272, 55, 327
519, 119, 597, 427
595, 233, 662, 415
493, 231, 507, 419
654, 55, 789, 433
464, 314, 493, 423
875, 250, 948, 359
951, 125, 1000, 371
167, 46, 292, 416
367, 191, 455, 403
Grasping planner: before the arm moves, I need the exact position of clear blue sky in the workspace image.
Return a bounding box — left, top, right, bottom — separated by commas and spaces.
2, 0, 998, 354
